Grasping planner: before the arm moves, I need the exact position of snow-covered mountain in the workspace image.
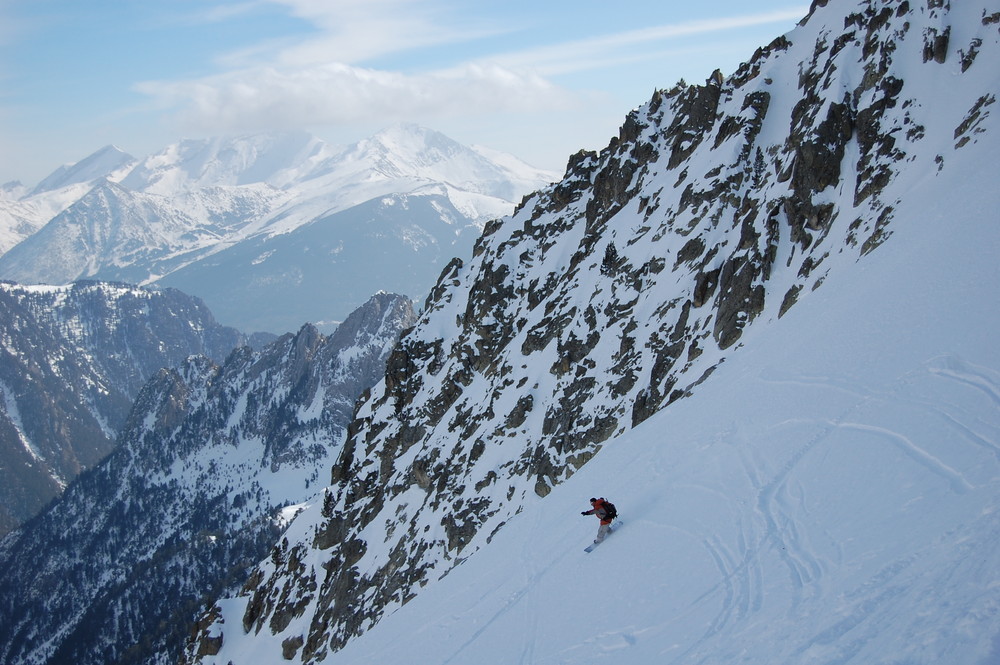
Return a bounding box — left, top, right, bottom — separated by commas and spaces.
156, 187, 488, 333
0, 281, 256, 535
30, 144, 137, 196
297, 123, 555, 206
0, 292, 415, 665
0, 202, 44, 256
0, 181, 93, 256
0, 146, 139, 255
118, 130, 332, 193
0, 180, 286, 287
0, 125, 557, 333
294, 156, 1000, 665
168, 0, 1000, 663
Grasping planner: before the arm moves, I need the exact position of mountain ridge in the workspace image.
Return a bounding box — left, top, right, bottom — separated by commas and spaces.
30, 144, 137, 196
0, 125, 557, 332
0, 292, 416, 665
0, 280, 258, 534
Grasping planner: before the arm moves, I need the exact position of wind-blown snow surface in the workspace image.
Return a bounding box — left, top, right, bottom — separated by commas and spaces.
212, 113, 1000, 664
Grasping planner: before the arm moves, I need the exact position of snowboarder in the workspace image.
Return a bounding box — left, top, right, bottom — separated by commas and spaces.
581, 497, 616, 544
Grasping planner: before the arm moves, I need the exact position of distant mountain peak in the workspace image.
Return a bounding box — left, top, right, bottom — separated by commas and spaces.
1, 125, 556, 331
327, 123, 557, 201
1, 181, 26, 198
30, 144, 137, 196
120, 130, 334, 193
369, 122, 461, 154
343, 124, 473, 172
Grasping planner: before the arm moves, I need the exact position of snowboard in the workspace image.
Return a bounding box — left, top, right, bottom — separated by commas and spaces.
584, 520, 622, 552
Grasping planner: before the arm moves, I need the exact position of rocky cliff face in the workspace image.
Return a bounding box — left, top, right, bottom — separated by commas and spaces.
0, 293, 415, 665
0, 281, 256, 534
184, 0, 998, 662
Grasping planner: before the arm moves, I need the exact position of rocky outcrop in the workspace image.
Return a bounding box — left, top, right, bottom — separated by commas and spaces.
183, 1, 996, 662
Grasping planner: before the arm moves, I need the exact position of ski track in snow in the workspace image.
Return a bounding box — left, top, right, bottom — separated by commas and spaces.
743, 395, 866, 613
517, 514, 541, 665
441, 509, 568, 665
928, 356, 1000, 409
834, 422, 973, 494
659, 351, 997, 664
924, 357, 1000, 462
699, 524, 764, 642
931, 406, 1000, 464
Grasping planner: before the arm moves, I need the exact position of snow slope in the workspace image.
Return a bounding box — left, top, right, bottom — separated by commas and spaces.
291, 99, 1000, 665
192, 1, 1000, 662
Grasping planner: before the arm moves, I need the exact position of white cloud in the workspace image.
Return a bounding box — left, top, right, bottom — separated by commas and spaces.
486, 7, 809, 76
260, 0, 499, 66
132, 4, 808, 139
135, 62, 575, 134
132, 0, 560, 137
180, 1, 273, 25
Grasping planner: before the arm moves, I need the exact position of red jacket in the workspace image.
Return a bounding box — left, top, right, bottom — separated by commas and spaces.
584, 499, 612, 525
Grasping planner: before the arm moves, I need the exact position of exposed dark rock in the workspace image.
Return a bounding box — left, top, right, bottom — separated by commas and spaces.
693, 268, 722, 308
282, 635, 304, 660
923, 27, 951, 63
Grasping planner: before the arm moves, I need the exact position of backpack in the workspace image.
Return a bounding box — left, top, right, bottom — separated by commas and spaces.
601, 499, 617, 520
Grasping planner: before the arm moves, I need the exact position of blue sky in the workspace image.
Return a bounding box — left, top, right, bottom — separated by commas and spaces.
0, 0, 808, 186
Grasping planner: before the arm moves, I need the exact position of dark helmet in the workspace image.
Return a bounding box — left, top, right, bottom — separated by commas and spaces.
589, 497, 597, 503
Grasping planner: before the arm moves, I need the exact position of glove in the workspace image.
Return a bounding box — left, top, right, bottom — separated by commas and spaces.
581, 511, 589, 515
